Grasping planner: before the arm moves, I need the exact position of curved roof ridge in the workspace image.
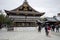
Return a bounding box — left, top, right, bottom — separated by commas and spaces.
4, 0, 45, 16
11, 0, 42, 13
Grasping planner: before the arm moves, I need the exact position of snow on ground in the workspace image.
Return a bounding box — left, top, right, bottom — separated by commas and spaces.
0, 27, 60, 40
14, 27, 38, 32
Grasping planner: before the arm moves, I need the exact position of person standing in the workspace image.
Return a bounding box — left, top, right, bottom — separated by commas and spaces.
37, 22, 42, 32
51, 25, 55, 31
38, 25, 41, 32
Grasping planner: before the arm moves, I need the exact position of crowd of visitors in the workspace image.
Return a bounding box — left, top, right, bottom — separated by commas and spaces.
37, 22, 60, 36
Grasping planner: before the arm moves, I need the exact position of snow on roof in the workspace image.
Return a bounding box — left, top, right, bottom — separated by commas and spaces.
46, 17, 57, 22
56, 16, 60, 21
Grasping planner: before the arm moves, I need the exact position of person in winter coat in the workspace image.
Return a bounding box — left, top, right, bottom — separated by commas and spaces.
45, 24, 51, 36
55, 25, 59, 32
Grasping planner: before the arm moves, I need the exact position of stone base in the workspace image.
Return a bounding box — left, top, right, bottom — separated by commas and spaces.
7, 27, 14, 31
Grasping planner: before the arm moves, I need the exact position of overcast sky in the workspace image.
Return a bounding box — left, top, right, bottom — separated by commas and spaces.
0, 0, 60, 17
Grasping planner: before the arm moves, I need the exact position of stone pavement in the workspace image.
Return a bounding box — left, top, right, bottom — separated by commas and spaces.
0, 27, 60, 40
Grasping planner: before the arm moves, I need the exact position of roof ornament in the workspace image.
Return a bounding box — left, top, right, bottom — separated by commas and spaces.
24, 0, 27, 2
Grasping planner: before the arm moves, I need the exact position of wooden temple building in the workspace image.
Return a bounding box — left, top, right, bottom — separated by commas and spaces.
45, 14, 60, 25
5, 0, 45, 27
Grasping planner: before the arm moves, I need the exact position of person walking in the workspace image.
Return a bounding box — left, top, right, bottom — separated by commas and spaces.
55, 24, 59, 32
47, 25, 51, 36
45, 25, 48, 36
45, 24, 51, 36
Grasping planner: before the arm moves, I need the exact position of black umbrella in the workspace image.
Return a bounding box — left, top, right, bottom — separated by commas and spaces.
37, 22, 41, 25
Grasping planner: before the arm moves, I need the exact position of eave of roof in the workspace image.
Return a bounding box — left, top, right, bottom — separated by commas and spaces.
4, 0, 45, 16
